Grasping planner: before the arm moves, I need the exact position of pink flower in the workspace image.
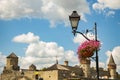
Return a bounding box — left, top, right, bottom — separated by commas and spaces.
77, 40, 100, 58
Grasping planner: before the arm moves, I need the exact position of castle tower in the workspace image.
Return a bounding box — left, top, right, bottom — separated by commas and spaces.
4, 52, 20, 71
29, 64, 36, 71
108, 54, 117, 79
80, 58, 91, 78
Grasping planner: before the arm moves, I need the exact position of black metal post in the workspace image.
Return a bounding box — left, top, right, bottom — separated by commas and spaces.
95, 23, 99, 80
72, 23, 100, 80
69, 10, 100, 78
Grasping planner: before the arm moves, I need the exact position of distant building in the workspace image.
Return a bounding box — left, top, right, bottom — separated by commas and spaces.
0, 52, 119, 80
4, 52, 20, 71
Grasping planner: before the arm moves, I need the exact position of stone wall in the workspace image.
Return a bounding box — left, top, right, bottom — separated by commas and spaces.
39, 70, 58, 80
1, 71, 21, 80
1, 70, 58, 80
24, 70, 58, 80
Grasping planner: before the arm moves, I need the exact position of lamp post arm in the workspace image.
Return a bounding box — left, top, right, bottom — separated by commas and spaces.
72, 30, 90, 41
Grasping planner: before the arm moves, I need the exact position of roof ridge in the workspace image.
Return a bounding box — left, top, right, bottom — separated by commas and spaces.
108, 54, 115, 65
7, 52, 18, 58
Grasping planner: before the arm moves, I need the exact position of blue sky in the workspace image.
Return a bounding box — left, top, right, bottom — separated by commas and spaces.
0, 0, 120, 73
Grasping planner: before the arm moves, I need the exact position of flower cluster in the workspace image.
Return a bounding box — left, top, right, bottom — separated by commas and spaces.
77, 40, 100, 58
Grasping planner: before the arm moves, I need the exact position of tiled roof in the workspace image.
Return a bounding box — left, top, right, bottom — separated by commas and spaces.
45, 63, 83, 73
29, 64, 36, 68
45, 63, 84, 77
7, 52, 18, 58
45, 64, 68, 70
108, 54, 115, 65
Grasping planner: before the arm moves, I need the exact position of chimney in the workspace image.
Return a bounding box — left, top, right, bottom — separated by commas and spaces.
64, 60, 68, 66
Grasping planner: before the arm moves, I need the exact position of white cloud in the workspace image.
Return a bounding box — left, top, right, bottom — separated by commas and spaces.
92, 0, 120, 15
0, 0, 42, 19
0, 0, 90, 27
93, 0, 120, 10
0, 52, 6, 73
106, 46, 120, 73
73, 34, 87, 44
106, 11, 115, 16
93, 2, 105, 11
13, 32, 39, 43
73, 32, 95, 44
25, 42, 65, 58
91, 61, 105, 68
13, 32, 79, 69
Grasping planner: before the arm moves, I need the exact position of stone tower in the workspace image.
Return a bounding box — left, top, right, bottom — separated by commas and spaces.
4, 52, 20, 71
29, 64, 36, 71
108, 54, 117, 79
80, 58, 91, 78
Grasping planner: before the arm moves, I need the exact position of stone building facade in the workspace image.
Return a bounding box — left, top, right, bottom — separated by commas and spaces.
0, 52, 119, 80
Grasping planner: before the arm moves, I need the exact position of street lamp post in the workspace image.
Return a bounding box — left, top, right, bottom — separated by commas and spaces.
69, 11, 99, 80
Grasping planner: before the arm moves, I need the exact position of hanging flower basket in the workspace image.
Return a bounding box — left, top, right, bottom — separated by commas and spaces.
77, 40, 100, 58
